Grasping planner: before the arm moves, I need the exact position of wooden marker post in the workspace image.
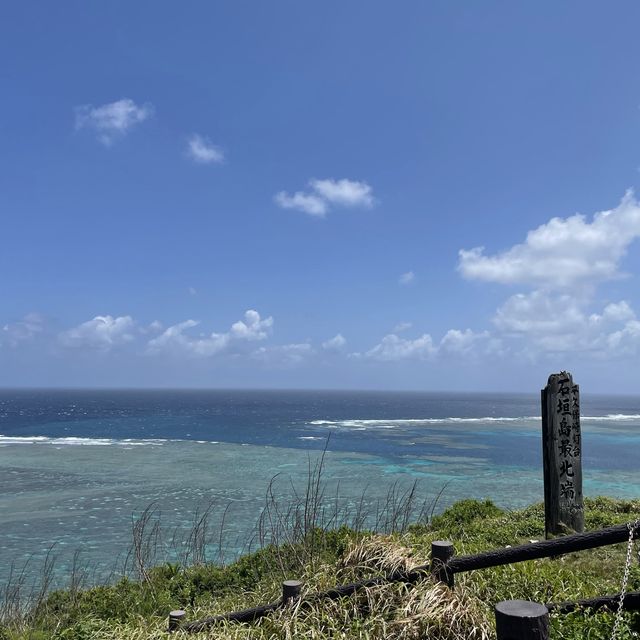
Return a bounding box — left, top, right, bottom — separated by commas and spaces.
541, 371, 584, 537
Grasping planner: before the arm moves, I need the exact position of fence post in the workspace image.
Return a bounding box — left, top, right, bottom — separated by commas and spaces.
282, 580, 303, 604
168, 609, 186, 632
495, 600, 549, 640
430, 540, 455, 587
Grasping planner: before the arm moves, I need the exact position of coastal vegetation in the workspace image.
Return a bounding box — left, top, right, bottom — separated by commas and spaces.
1, 495, 639, 639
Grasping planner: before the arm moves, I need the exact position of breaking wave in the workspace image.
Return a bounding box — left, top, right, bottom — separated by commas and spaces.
309, 417, 539, 428
0, 435, 171, 446
309, 414, 640, 429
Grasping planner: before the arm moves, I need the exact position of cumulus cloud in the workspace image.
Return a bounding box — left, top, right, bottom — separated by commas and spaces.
75, 98, 153, 146
458, 191, 640, 289
590, 301, 635, 325
59, 315, 135, 350
361, 333, 437, 361
147, 310, 273, 357
398, 271, 415, 285
494, 291, 640, 355
454, 191, 640, 360
275, 178, 374, 217
440, 329, 490, 354
229, 310, 273, 340
494, 291, 587, 336
274, 191, 328, 217
322, 333, 346, 351
606, 318, 640, 353
1, 313, 46, 347
309, 179, 374, 208
186, 134, 224, 164
393, 321, 412, 333
358, 327, 492, 361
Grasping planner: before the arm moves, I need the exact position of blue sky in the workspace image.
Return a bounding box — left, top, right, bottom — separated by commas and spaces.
2, 1, 640, 392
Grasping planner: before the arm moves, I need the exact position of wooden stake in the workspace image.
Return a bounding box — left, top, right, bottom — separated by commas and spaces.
282, 580, 303, 603
495, 600, 549, 640
430, 540, 455, 587
541, 371, 584, 537
168, 609, 185, 632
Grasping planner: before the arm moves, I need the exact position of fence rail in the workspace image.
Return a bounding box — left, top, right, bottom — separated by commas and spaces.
547, 591, 640, 614
448, 522, 637, 574
173, 521, 640, 634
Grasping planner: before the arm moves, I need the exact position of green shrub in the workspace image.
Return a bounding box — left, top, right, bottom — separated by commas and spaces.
429, 499, 504, 534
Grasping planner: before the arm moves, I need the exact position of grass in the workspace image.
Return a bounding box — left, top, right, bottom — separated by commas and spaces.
1, 494, 639, 639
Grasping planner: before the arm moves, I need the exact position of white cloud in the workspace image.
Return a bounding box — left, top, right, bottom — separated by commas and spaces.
188, 287, 197, 296
494, 291, 586, 336
229, 310, 273, 340
440, 329, 490, 354
494, 291, 640, 355
274, 191, 328, 217
147, 310, 273, 357
253, 343, 314, 365
589, 301, 635, 325
392, 321, 412, 333
606, 319, 640, 353
59, 315, 135, 350
453, 192, 640, 360
147, 319, 201, 351
275, 178, 374, 217
322, 333, 346, 351
458, 191, 640, 289
75, 98, 153, 146
362, 333, 436, 361
186, 134, 224, 164
1, 313, 46, 347
398, 271, 415, 285
359, 327, 491, 361
309, 178, 374, 208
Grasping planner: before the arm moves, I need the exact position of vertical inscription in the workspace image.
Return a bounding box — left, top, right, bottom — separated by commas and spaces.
541, 372, 584, 537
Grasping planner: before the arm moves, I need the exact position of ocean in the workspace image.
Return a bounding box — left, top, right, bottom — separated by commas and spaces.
1, 389, 639, 589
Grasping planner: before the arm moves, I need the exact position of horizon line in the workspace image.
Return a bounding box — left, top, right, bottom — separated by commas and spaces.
0, 386, 637, 398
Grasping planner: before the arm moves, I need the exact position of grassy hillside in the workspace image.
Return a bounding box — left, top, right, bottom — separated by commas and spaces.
1, 496, 639, 639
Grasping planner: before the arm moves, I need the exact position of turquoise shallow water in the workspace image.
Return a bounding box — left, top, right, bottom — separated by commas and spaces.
1, 389, 639, 589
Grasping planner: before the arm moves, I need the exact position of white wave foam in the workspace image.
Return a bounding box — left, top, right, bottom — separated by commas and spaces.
309, 413, 640, 428
0, 435, 168, 446
582, 414, 640, 422
308, 417, 541, 428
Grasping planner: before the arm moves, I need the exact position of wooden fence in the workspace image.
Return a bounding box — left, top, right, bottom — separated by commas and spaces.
168, 521, 640, 638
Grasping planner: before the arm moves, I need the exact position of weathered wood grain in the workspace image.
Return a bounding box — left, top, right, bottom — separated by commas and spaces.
495, 600, 549, 640
447, 522, 637, 574
542, 371, 584, 537
547, 591, 640, 614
